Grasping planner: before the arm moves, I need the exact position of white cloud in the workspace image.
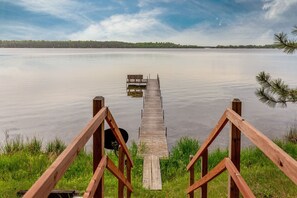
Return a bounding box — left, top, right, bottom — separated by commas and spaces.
167, 11, 281, 46
2, 0, 296, 45
0, 22, 68, 40
263, 0, 297, 19
67, 11, 294, 45
69, 7, 279, 46
69, 9, 177, 41
2, 0, 94, 24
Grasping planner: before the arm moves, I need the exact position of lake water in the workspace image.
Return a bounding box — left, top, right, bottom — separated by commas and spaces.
0, 48, 296, 150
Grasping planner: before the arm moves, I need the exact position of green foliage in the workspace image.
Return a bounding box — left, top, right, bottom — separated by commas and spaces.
24, 137, 42, 154
274, 140, 297, 158
274, 26, 297, 54
255, 71, 297, 107
256, 25, 297, 107
161, 137, 200, 180
2, 133, 42, 155
46, 138, 66, 155
56, 151, 92, 191
208, 148, 228, 169
169, 137, 200, 167
2, 133, 24, 154
129, 141, 144, 178
0, 152, 52, 197
0, 137, 297, 197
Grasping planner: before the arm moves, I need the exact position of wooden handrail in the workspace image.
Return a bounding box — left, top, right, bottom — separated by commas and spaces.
106, 109, 134, 167
24, 107, 108, 198
226, 108, 297, 184
187, 158, 255, 198
225, 158, 255, 198
187, 159, 226, 194
24, 96, 134, 198
107, 157, 133, 192
187, 99, 297, 198
84, 156, 107, 198
187, 110, 228, 170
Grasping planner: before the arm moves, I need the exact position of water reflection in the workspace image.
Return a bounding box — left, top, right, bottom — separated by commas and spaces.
0, 48, 296, 150
126, 74, 147, 98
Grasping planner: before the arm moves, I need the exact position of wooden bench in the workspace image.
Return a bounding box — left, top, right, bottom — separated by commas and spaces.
126, 74, 147, 83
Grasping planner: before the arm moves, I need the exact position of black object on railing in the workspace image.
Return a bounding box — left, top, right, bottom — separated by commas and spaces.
104, 128, 129, 150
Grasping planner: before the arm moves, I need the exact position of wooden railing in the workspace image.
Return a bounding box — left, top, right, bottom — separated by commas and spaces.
24, 96, 133, 198
187, 99, 297, 198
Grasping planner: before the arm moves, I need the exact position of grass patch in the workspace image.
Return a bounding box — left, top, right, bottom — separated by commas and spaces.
46, 138, 66, 155
0, 136, 296, 197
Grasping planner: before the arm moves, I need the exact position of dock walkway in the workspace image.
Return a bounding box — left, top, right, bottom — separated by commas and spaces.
139, 77, 169, 190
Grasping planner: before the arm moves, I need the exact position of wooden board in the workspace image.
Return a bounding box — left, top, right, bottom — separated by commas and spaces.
142, 155, 162, 190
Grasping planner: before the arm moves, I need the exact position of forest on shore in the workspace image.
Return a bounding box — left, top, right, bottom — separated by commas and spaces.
0, 40, 276, 49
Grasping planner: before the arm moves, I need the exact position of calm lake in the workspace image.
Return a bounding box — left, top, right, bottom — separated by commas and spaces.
0, 48, 296, 150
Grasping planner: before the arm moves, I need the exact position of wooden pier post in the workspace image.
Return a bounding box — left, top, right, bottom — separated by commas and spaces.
228, 98, 242, 198
93, 96, 105, 198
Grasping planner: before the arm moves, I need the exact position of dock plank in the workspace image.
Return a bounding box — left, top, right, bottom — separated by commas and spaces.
142, 155, 162, 190
139, 78, 168, 190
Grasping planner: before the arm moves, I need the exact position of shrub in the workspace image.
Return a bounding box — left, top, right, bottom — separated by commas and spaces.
161, 137, 200, 180
46, 138, 66, 155
170, 137, 200, 167
3, 133, 24, 154
24, 137, 42, 154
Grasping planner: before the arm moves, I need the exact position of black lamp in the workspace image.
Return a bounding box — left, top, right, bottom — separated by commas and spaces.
104, 128, 129, 151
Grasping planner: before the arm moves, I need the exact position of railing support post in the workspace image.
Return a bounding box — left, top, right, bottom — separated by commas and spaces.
126, 160, 132, 198
118, 146, 125, 198
228, 98, 242, 198
201, 149, 208, 198
189, 155, 194, 198
93, 96, 105, 198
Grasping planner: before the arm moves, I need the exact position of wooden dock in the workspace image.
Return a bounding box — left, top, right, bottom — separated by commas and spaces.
138, 76, 169, 190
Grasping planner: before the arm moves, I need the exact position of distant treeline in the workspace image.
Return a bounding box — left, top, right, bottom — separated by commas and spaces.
0, 40, 276, 49
216, 44, 276, 49
0, 40, 202, 48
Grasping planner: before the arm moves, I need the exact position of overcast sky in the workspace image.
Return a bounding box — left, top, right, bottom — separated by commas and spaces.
0, 0, 297, 45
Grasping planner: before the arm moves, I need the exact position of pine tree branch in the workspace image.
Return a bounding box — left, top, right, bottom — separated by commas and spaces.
289, 90, 297, 103
274, 33, 297, 54
292, 25, 297, 36
256, 71, 272, 88
258, 26, 297, 107
255, 87, 277, 107
255, 72, 297, 107
270, 78, 289, 97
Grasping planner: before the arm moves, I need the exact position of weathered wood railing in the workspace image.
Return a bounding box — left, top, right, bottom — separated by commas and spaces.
187, 99, 297, 198
24, 96, 133, 198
